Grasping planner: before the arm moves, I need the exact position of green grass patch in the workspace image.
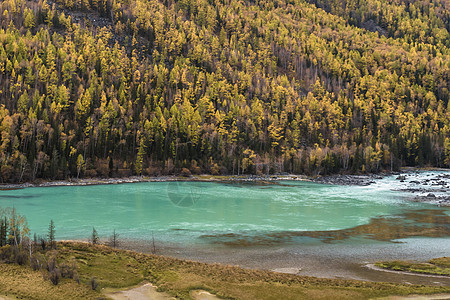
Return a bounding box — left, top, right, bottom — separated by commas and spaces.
430, 257, 450, 268
57, 243, 145, 288
376, 257, 450, 276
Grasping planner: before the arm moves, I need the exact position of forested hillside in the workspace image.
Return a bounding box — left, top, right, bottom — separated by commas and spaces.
0, 0, 449, 181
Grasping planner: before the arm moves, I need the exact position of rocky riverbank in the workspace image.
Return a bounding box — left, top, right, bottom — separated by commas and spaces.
1, 169, 448, 205
393, 171, 450, 206
0, 174, 310, 190
311, 169, 450, 206
0, 176, 173, 190
312, 174, 386, 185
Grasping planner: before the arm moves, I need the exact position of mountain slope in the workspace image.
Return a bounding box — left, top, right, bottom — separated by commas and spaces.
0, 0, 449, 181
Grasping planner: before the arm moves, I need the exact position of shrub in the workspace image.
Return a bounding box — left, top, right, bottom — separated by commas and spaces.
60, 263, 72, 278
60, 260, 77, 279
90, 277, 98, 290
14, 249, 28, 265
0, 245, 12, 261
181, 168, 191, 177
74, 270, 80, 284
84, 169, 97, 177
30, 254, 40, 271
190, 160, 202, 174
211, 163, 220, 175
49, 269, 60, 285
47, 255, 57, 272
39, 236, 47, 250
147, 166, 160, 176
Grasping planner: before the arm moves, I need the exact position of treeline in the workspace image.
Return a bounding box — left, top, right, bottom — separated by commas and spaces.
0, 207, 122, 288
0, 0, 449, 182
1, 209, 88, 288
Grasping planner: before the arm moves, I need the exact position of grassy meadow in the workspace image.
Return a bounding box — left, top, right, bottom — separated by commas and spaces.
0, 242, 449, 299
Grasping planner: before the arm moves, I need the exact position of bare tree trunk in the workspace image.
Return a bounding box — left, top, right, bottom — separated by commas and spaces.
151, 231, 156, 254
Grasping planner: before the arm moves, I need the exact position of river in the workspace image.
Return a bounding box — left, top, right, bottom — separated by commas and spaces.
1, 171, 449, 284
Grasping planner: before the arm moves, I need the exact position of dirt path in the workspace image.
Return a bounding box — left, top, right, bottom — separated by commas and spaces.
190, 290, 222, 300
103, 283, 174, 300
104, 282, 221, 300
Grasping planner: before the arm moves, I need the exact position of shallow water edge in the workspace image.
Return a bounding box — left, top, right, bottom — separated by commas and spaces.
114, 237, 450, 286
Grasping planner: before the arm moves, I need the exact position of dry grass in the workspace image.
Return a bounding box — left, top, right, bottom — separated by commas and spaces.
1, 242, 450, 300
0, 262, 99, 300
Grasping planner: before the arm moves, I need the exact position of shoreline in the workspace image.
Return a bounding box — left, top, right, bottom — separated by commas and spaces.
365, 264, 450, 279
1, 167, 448, 188
107, 238, 450, 286
60, 238, 450, 286
0, 174, 311, 189
4, 241, 450, 300
1, 168, 448, 206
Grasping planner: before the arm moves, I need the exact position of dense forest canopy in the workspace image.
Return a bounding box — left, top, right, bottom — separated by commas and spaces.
0, 0, 449, 181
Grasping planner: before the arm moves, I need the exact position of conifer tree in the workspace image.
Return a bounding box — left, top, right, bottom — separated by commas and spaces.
91, 227, 99, 245
0, 217, 8, 247
48, 219, 55, 249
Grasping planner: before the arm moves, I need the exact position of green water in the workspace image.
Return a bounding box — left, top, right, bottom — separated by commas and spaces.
0, 174, 449, 246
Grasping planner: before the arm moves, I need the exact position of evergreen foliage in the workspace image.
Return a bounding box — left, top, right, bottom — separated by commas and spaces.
91, 227, 99, 244
0, 217, 8, 247
0, 0, 448, 179
48, 220, 55, 249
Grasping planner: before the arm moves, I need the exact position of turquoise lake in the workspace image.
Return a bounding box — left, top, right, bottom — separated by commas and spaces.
0, 172, 449, 248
